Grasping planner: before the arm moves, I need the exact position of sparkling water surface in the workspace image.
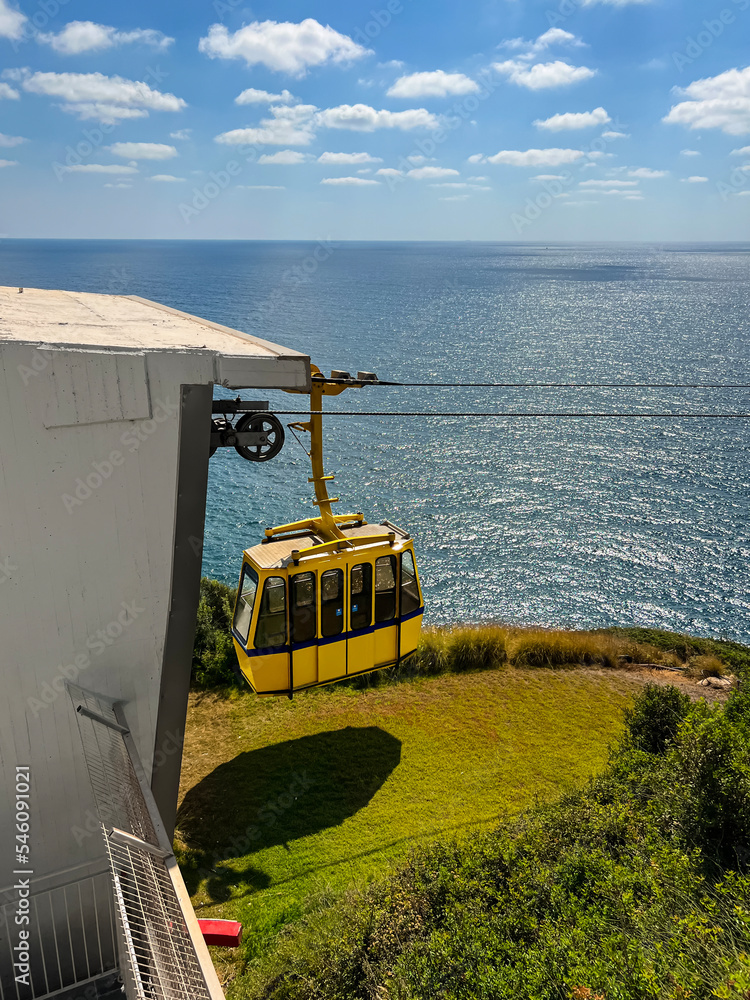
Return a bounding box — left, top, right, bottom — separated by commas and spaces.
2, 240, 749, 641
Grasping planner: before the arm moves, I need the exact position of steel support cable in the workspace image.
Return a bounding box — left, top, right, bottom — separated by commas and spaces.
274, 411, 750, 418
319, 380, 750, 389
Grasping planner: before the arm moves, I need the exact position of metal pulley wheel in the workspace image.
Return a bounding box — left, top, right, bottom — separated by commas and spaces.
234, 412, 285, 462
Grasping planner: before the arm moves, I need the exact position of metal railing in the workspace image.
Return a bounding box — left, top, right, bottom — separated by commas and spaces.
0, 871, 117, 1000
67, 685, 224, 1000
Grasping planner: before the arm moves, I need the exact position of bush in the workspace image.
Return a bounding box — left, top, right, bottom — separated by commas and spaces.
192, 578, 239, 689
658, 701, 750, 869
623, 682, 692, 755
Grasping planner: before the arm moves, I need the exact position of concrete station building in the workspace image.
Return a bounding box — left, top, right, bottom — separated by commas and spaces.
0, 286, 310, 1000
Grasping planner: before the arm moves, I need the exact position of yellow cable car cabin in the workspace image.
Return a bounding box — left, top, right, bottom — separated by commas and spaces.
231, 366, 425, 696
232, 517, 424, 696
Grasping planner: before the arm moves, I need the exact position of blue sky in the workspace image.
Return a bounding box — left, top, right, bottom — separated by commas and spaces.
1, 0, 749, 239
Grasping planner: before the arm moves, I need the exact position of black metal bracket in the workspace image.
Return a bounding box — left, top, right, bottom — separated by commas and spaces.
210, 399, 285, 462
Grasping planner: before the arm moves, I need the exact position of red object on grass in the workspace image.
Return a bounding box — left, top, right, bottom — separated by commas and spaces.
197, 918, 243, 948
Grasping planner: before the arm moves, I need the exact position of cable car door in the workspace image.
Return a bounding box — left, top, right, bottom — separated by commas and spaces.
318, 567, 346, 683
347, 562, 374, 676
290, 572, 318, 690
374, 554, 399, 668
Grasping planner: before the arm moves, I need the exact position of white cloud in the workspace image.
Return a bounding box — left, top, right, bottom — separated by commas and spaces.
534, 107, 610, 130
375, 167, 404, 178
21, 71, 186, 124
0, 132, 26, 147
215, 104, 318, 146
500, 28, 585, 59
320, 176, 380, 185
531, 174, 567, 181
564, 200, 598, 207
602, 130, 629, 139
37, 21, 173, 55
0, 82, 19, 100
104, 182, 132, 189
63, 164, 139, 174
387, 70, 479, 99
407, 166, 460, 179
149, 174, 185, 182
580, 178, 638, 187
493, 59, 596, 90
598, 188, 643, 196
664, 67, 750, 136
258, 149, 309, 164
681, 175, 709, 182
440, 195, 470, 201
467, 153, 484, 164
0, 0, 26, 40
431, 181, 491, 190
318, 151, 383, 164
680, 148, 701, 156
109, 142, 177, 160
0, 158, 18, 167
199, 19, 370, 77
357, 168, 372, 174
487, 148, 585, 166
235, 87, 295, 105
64, 103, 149, 122
731, 146, 750, 155
315, 104, 439, 131
467, 175, 487, 181
627, 167, 669, 178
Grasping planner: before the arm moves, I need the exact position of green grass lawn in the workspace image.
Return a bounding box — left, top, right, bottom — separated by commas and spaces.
175, 667, 650, 979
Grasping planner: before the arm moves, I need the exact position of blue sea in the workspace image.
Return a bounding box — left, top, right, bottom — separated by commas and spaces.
2, 240, 749, 643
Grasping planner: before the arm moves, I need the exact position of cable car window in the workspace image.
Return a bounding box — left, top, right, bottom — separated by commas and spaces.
233, 564, 259, 645
375, 555, 397, 623
400, 549, 420, 616
321, 569, 344, 638
291, 572, 316, 644
255, 577, 287, 650
350, 563, 372, 630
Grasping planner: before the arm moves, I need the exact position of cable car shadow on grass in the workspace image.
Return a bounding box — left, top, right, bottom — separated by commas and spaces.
176, 725, 402, 902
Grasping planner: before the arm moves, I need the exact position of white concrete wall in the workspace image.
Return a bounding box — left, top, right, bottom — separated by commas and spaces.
0, 346, 209, 885
0, 339, 306, 895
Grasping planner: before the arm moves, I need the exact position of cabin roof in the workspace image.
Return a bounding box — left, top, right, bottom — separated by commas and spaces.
0, 286, 306, 360
244, 521, 411, 570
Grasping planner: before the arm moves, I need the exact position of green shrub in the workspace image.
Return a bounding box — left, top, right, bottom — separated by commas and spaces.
658, 701, 750, 869
192, 578, 239, 689
623, 682, 692, 755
